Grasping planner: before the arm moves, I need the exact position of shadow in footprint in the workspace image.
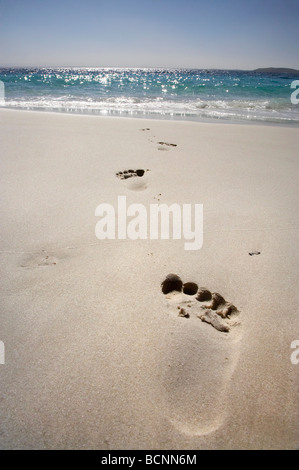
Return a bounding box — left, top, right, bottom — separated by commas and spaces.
160, 273, 242, 436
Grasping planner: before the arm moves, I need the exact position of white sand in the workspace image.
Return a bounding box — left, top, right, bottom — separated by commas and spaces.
0, 109, 298, 449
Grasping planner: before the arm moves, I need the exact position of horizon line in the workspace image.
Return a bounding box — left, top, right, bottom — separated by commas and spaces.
1, 65, 299, 72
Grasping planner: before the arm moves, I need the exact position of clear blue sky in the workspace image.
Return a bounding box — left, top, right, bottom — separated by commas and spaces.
0, 0, 298, 69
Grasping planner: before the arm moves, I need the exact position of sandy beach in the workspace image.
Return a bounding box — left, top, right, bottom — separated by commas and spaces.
0, 108, 298, 449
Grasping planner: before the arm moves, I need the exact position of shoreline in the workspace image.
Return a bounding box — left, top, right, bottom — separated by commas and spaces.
2, 105, 299, 129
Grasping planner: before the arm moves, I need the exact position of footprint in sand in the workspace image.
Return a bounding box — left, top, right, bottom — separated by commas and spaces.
160, 273, 242, 436
161, 274, 240, 332
116, 169, 150, 191
21, 252, 58, 268
157, 141, 177, 151
249, 251, 261, 256
20, 249, 74, 268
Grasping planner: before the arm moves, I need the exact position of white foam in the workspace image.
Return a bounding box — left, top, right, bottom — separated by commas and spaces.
3, 96, 299, 124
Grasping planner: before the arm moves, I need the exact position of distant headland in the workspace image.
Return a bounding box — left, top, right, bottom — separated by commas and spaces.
253, 67, 299, 76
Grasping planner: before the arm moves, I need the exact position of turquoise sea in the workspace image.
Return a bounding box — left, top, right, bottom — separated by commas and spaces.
0, 68, 299, 124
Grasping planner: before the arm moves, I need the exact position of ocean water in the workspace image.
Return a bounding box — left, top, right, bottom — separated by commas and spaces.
0, 67, 299, 124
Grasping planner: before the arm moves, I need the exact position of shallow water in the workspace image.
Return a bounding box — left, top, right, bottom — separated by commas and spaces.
1, 67, 299, 124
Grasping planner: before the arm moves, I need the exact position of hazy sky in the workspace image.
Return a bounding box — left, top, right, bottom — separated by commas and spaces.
0, 0, 298, 69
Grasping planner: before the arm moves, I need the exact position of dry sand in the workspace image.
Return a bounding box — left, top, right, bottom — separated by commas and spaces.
0, 109, 298, 449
